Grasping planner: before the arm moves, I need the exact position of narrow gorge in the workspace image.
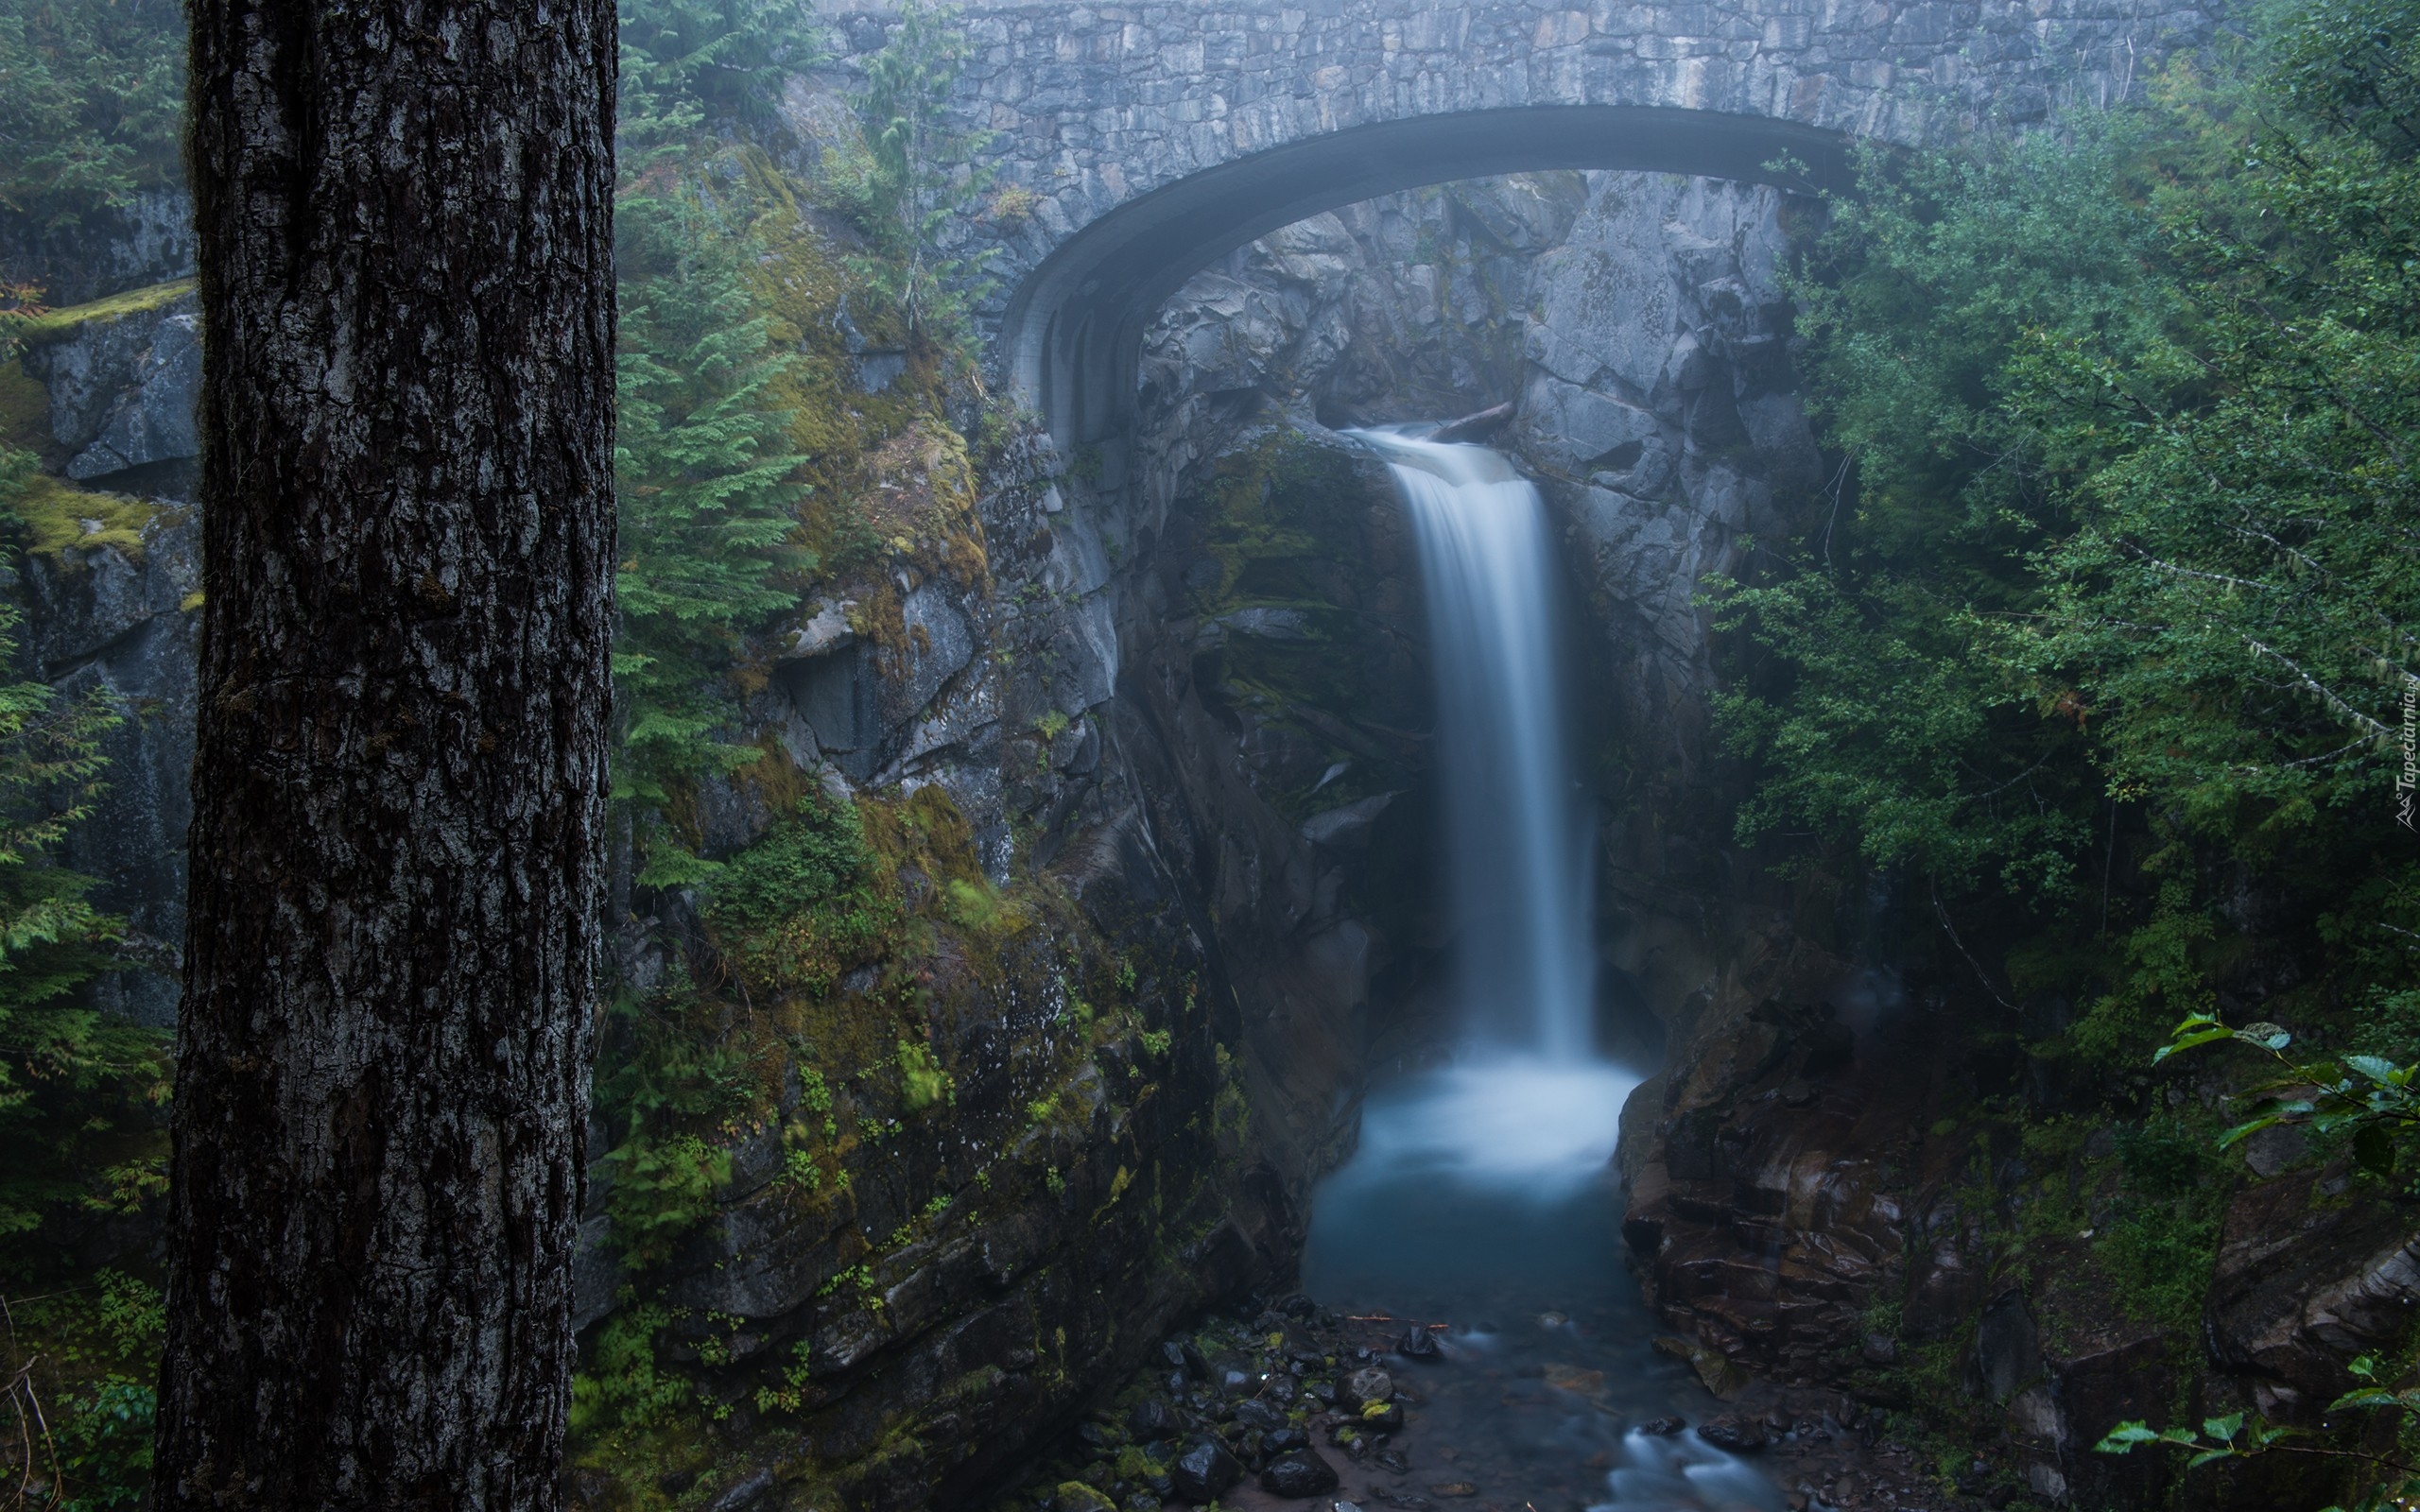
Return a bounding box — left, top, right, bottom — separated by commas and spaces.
2, 1, 2413, 1510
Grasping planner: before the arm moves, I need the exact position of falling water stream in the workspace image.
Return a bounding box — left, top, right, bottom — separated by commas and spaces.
1299, 433, 1782, 1512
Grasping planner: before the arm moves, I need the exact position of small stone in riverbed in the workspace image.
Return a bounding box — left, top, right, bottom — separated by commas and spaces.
1346, 1366, 1393, 1403
1234, 1398, 1288, 1431
1374, 1449, 1411, 1474
1640, 1417, 1685, 1436
1395, 1329, 1441, 1361
1305, 1378, 1339, 1404
1695, 1414, 1768, 1452
1258, 1449, 1341, 1498
1123, 1497, 1162, 1512
1429, 1484, 1477, 1498
1359, 1401, 1404, 1431
1171, 1440, 1243, 1503
1266, 1427, 1308, 1452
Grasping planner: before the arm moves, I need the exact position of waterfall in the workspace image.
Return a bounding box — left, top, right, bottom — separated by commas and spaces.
1351, 431, 1596, 1061
1295, 435, 1780, 1512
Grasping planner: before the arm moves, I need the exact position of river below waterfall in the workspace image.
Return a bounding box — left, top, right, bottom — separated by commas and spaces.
1300, 1061, 1782, 1512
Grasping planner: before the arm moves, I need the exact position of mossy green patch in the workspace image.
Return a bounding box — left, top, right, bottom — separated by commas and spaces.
11, 472, 156, 559
16, 279, 195, 344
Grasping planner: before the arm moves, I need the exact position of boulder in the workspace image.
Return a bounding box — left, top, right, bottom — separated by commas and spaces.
1171, 1439, 1243, 1503
1258, 1449, 1341, 1498
1055, 1484, 1117, 1512
1694, 1414, 1767, 1452
1128, 1398, 1184, 1443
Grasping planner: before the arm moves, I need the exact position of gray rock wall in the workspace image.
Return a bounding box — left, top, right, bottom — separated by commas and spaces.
10, 284, 207, 1026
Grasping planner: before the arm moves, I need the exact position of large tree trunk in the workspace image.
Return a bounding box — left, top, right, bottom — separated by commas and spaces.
157, 0, 614, 1503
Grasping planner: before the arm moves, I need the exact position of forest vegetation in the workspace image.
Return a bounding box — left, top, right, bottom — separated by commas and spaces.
1710, 0, 2420, 1495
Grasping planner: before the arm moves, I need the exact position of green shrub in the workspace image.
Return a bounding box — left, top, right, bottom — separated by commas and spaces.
705, 792, 893, 996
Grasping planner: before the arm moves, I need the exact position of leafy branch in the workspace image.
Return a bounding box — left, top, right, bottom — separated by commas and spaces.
2097, 1357, 2420, 1510
2153, 1010, 2420, 1177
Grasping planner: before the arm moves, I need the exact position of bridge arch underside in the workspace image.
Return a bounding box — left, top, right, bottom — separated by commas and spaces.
1001, 105, 1853, 449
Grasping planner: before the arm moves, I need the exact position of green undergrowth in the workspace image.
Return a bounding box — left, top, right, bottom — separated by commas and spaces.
0, 437, 165, 1507
572, 770, 1200, 1496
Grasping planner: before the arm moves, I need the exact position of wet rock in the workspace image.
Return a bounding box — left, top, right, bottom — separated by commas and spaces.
1358, 1401, 1404, 1431
706, 1469, 773, 1512
1301, 792, 1395, 850
1130, 1398, 1184, 1442
1182, 1341, 1213, 1380
1219, 1365, 1255, 1396
1123, 1497, 1163, 1512
1346, 1366, 1394, 1404
1428, 1484, 1478, 1499
1055, 1484, 1117, 1512
1975, 1291, 2043, 1404
1641, 1416, 1685, 1436
1395, 1328, 1441, 1361
1266, 1427, 1308, 1452
1234, 1398, 1288, 1432
1305, 1378, 1339, 1404
1374, 1449, 1411, 1474
1172, 1439, 1243, 1503
1258, 1449, 1340, 1498
2207, 1166, 2420, 1418
1695, 1414, 1768, 1452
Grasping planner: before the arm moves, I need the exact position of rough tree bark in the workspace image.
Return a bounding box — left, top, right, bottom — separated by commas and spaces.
158, 0, 615, 1503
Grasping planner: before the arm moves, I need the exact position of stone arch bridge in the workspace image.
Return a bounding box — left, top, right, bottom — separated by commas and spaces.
815, 0, 2215, 445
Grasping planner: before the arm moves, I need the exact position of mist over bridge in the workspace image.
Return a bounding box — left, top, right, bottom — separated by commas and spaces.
813, 0, 2215, 445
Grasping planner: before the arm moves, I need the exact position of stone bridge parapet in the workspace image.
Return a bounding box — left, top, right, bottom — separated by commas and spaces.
809, 0, 2216, 438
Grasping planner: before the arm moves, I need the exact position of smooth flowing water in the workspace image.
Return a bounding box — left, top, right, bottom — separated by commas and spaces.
1351, 435, 1595, 1058
1302, 434, 1780, 1512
